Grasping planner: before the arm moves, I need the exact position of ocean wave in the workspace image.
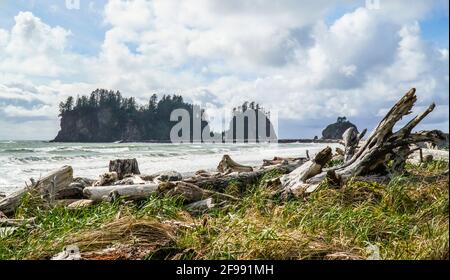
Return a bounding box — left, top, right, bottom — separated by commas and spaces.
8, 153, 104, 163
11, 156, 43, 163
0, 140, 16, 144
1, 148, 35, 153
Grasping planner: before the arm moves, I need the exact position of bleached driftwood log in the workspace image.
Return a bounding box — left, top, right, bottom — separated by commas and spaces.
0, 166, 73, 215
280, 88, 447, 197
217, 155, 253, 174
186, 198, 215, 213
109, 159, 140, 179
83, 184, 159, 202
342, 127, 367, 162
333, 88, 445, 176
159, 181, 238, 203
279, 147, 332, 197
263, 156, 307, 166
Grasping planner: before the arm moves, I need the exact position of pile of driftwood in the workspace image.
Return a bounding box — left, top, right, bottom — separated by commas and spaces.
0, 153, 307, 221
0, 88, 448, 233
278, 88, 448, 197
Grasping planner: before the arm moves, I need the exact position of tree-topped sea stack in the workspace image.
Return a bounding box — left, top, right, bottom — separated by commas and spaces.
322, 117, 358, 140
53, 89, 208, 142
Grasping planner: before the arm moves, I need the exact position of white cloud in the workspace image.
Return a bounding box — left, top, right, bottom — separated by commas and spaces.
0, 29, 8, 47
340, 65, 357, 77
1, 104, 53, 118
104, 0, 153, 30
0, 11, 77, 77
0, 0, 448, 140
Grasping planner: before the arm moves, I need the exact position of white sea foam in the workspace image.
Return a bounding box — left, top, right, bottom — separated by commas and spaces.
0, 141, 339, 194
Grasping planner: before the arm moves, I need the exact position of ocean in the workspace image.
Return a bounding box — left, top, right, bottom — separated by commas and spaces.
0, 141, 338, 195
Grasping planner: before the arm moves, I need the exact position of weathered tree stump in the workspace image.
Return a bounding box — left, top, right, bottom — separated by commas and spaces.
109, 159, 140, 179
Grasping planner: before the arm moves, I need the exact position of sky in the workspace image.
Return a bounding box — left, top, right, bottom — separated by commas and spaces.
0, 0, 448, 140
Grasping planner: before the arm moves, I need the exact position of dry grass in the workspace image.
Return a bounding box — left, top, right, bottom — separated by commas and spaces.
68, 216, 176, 251
0, 160, 448, 260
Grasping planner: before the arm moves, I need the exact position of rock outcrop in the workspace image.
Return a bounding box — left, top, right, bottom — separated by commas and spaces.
322, 117, 358, 140
52, 89, 204, 142
53, 107, 141, 142
53, 90, 276, 143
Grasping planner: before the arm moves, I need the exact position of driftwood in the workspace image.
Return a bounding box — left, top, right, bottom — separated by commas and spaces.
391, 146, 420, 174
279, 147, 333, 197
186, 198, 215, 213
152, 171, 183, 182
217, 155, 253, 174
83, 184, 159, 202
54, 199, 83, 207
0, 166, 73, 215
55, 182, 85, 200
158, 182, 205, 203
94, 172, 119, 186
280, 88, 447, 197
331, 88, 445, 177
342, 127, 367, 162
159, 181, 238, 203
263, 156, 307, 166
0, 218, 36, 228
113, 175, 146, 185
51, 245, 82, 260
184, 160, 302, 192
335, 148, 345, 156
67, 199, 95, 209
109, 159, 140, 179
186, 170, 260, 192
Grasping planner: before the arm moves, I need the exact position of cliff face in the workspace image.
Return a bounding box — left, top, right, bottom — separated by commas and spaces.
53, 89, 202, 142
322, 117, 358, 140
53, 108, 143, 142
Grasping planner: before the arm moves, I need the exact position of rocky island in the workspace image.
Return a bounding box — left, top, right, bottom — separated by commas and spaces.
322, 117, 358, 140
53, 89, 276, 143
53, 89, 206, 142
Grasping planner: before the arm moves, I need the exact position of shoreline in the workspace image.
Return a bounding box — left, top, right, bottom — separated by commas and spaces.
0, 142, 341, 195
47, 139, 342, 144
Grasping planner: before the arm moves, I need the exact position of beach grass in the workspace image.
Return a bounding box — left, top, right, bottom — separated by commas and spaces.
0, 161, 448, 260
